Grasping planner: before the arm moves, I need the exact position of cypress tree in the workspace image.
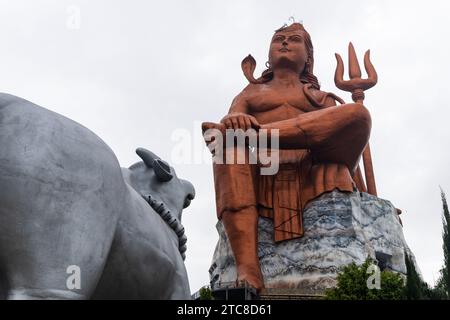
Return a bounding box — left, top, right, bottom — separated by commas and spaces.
404, 252, 423, 299
439, 188, 450, 297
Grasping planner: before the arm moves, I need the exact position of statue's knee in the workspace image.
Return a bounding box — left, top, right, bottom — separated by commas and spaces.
345, 103, 372, 134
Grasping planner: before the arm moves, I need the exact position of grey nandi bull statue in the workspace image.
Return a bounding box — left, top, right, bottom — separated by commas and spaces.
0, 93, 195, 299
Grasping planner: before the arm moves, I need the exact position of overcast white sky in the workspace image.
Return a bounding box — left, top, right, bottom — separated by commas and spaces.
1, 0, 449, 293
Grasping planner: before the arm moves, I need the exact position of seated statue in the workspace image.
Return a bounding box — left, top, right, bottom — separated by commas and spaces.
202, 23, 371, 291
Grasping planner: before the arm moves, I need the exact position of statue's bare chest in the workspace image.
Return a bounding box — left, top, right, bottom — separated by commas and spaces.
246, 86, 311, 124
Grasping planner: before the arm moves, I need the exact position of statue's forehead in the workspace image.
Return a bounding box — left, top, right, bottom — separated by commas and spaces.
272, 29, 304, 39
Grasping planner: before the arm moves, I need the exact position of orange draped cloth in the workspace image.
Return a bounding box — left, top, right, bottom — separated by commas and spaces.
213, 148, 355, 242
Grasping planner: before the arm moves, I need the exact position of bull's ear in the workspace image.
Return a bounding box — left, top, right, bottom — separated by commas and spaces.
136, 147, 160, 168
153, 159, 173, 182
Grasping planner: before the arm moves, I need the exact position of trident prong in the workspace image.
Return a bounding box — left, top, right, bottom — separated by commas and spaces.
334, 42, 378, 196
335, 42, 378, 97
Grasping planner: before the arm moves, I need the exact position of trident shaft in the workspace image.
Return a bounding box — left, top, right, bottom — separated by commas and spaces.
334, 43, 378, 196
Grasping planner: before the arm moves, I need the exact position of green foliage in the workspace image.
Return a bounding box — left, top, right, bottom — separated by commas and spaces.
324, 259, 405, 300
404, 251, 425, 299
438, 188, 450, 298
199, 286, 213, 300
401, 188, 450, 300
403, 251, 447, 300
423, 281, 447, 300
377, 271, 406, 300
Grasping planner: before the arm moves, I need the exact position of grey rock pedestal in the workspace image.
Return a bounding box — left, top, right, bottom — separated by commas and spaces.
209, 190, 418, 294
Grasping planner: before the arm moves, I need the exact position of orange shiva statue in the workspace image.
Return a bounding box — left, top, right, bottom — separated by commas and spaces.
202, 23, 374, 291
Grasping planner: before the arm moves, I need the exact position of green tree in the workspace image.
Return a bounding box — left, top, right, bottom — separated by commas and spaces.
199, 286, 213, 300
404, 246, 447, 299
436, 188, 450, 298
325, 259, 405, 300
441, 188, 450, 296
404, 251, 424, 299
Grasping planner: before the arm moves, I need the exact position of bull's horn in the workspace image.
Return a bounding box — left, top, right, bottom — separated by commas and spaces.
136, 147, 160, 168
153, 159, 173, 182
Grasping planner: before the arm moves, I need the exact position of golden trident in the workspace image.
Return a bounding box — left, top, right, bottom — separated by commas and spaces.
334, 43, 378, 196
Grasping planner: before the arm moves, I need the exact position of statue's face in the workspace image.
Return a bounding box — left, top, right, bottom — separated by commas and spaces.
269, 30, 308, 72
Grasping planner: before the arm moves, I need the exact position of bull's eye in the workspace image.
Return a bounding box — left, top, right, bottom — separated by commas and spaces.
153, 159, 173, 182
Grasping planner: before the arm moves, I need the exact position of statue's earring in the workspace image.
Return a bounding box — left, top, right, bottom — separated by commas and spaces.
265, 61, 271, 69
306, 58, 312, 70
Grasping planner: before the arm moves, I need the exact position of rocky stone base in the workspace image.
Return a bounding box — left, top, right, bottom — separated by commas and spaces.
209, 190, 418, 294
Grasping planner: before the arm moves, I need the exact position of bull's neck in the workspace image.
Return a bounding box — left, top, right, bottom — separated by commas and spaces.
143, 194, 187, 261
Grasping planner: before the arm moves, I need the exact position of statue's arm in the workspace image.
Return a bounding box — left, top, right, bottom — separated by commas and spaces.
307, 87, 345, 109
323, 94, 338, 107
221, 90, 260, 130
228, 92, 249, 113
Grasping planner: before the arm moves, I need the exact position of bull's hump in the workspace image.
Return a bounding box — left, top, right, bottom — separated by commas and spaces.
0, 93, 123, 187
